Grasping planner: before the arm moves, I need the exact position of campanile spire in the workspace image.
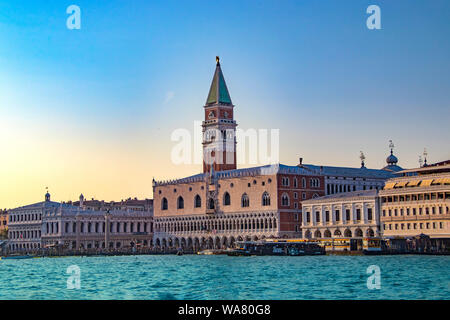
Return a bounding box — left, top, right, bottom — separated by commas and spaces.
202, 57, 237, 173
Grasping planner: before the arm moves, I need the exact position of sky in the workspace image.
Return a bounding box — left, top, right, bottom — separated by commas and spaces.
0, 0, 449, 208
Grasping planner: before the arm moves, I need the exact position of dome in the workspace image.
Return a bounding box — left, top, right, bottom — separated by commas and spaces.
386, 153, 398, 165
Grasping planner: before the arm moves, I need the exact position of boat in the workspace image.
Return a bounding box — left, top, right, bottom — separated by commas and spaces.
228, 240, 326, 256
197, 249, 229, 255
1, 254, 35, 260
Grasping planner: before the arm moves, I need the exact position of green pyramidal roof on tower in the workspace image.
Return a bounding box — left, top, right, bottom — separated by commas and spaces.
206, 57, 232, 105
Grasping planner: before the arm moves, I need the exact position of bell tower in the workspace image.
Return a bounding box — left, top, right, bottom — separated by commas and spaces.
202, 57, 237, 173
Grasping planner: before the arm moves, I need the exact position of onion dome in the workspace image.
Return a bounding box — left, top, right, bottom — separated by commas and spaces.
386, 151, 398, 165
382, 140, 403, 172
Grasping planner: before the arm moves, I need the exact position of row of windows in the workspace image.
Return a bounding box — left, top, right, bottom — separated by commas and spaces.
9, 230, 41, 239
156, 218, 278, 233
382, 206, 449, 217
381, 193, 450, 203
9, 243, 40, 250
160, 179, 274, 195
305, 208, 374, 223
281, 177, 320, 188
384, 222, 445, 231
327, 184, 380, 195
161, 192, 272, 210
9, 213, 42, 223
43, 221, 151, 234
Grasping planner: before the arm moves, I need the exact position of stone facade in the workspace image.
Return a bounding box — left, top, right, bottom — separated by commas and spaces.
0, 209, 7, 232
153, 164, 325, 250
379, 164, 450, 239
7, 193, 153, 253
301, 189, 380, 240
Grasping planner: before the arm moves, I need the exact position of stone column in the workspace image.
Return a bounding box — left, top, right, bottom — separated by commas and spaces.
104, 213, 110, 251
342, 204, 347, 224
322, 206, 326, 226
75, 214, 81, 251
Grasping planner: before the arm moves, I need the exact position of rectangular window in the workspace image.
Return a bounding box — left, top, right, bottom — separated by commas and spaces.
335, 210, 340, 221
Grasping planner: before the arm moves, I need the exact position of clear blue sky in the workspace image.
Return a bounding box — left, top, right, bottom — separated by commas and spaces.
0, 0, 449, 207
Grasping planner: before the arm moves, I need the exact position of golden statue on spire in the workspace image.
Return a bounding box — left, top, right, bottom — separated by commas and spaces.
216, 56, 220, 64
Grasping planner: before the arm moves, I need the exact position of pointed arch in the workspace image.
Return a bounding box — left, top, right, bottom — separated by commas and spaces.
262, 192, 270, 206
223, 192, 231, 206
241, 193, 250, 207
208, 198, 215, 210
281, 193, 290, 206
194, 194, 201, 208
161, 197, 168, 210
177, 196, 184, 209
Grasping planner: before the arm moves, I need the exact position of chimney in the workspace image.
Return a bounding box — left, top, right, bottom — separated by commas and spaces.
299, 158, 303, 166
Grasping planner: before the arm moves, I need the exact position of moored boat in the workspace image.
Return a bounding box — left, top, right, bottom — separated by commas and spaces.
228, 240, 326, 256
197, 249, 229, 255
1, 254, 35, 260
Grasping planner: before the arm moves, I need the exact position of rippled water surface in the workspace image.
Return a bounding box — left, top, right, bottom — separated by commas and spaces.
0, 255, 449, 300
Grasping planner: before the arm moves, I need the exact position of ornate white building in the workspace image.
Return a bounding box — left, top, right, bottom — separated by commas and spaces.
7, 193, 153, 253
301, 189, 380, 240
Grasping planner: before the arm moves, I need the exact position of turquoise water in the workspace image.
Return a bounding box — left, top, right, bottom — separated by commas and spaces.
0, 255, 449, 300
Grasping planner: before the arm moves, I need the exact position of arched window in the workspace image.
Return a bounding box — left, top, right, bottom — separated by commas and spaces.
161, 198, 168, 210
262, 192, 270, 206
294, 178, 298, 188
241, 193, 250, 207
209, 198, 215, 210
281, 193, 290, 206
194, 195, 201, 208
177, 196, 184, 209
302, 178, 306, 188
223, 192, 231, 206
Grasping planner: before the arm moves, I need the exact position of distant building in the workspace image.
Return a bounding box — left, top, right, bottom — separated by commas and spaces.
0, 209, 8, 233
301, 189, 380, 240
299, 161, 395, 196
7, 192, 153, 253
7, 192, 51, 252
70, 194, 153, 212
41, 202, 153, 251
299, 141, 402, 196
379, 163, 450, 241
